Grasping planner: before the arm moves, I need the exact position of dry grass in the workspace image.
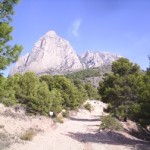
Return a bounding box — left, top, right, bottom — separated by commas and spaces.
84, 102, 92, 112
20, 129, 36, 141
55, 116, 64, 123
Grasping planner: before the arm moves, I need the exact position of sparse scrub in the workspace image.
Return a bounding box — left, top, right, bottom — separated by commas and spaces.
100, 115, 123, 131
55, 116, 64, 123
62, 110, 69, 118
20, 129, 36, 141
84, 102, 92, 112
65, 68, 100, 80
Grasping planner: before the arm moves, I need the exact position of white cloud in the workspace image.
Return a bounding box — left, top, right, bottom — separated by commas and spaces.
70, 19, 82, 37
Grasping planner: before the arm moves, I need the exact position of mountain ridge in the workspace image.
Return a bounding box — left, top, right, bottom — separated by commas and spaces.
10, 31, 121, 76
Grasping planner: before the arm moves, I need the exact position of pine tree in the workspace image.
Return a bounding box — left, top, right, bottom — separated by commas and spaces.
0, 0, 22, 73
99, 58, 141, 121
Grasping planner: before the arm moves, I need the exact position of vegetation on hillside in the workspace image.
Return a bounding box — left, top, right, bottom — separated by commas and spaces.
84, 82, 100, 100
0, 72, 100, 115
65, 68, 100, 80
65, 66, 111, 81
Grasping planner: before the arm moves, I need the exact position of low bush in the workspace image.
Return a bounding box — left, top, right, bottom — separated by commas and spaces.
62, 110, 69, 118
84, 102, 92, 112
55, 116, 64, 123
100, 115, 123, 131
20, 129, 36, 141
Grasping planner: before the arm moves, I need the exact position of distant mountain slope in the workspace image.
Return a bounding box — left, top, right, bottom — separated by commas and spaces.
79, 51, 121, 68
10, 31, 121, 76
65, 65, 112, 87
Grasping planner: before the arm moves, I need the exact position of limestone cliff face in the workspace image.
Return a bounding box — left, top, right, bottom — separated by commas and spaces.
79, 51, 121, 69
10, 31, 121, 76
10, 31, 83, 75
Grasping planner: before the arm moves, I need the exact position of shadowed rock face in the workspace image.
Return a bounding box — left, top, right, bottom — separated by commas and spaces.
10, 31, 121, 76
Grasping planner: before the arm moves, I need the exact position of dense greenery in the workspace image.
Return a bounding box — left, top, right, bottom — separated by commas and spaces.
40, 75, 87, 109
0, 0, 22, 108
0, 0, 22, 73
0, 72, 100, 115
0, 75, 17, 106
84, 82, 100, 100
131, 70, 150, 126
99, 58, 150, 127
65, 68, 102, 100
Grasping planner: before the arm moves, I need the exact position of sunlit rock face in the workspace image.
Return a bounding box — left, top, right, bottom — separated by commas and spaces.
10, 31, 121, 76
10, 31, 83, 75
79, 51, 121, 69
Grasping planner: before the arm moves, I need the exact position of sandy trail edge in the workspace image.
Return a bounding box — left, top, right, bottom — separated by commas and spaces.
2, 100, 150, 150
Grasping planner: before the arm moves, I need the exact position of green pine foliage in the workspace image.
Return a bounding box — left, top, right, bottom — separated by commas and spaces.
16, 72, 40, 104
0, 73, 94, 115
49, 89, 63, 114
73, 79, 88, 103
52, 75, 81, 109
0, 0, 22, 73
131, 70, 150, 126
0, 0, 22, 105
99, 58, 150, 127
0, 75, 17, 106
85, 82, 100, 100
39, 75, 54, 91
28, 81, 52, 115
40, 75, 88, 109
100, 115, 123, 131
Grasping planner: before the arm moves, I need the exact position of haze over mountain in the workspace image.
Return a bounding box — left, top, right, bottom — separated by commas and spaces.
10, 31, 121, 76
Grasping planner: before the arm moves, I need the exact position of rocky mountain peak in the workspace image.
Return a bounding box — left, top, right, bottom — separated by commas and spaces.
45, 30, 57, 37
10, 31, 121, 76
10, 31, 83, 75
79, 51, 121, 69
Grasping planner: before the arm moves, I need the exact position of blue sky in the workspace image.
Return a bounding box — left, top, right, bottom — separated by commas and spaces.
5, 0, 150, 75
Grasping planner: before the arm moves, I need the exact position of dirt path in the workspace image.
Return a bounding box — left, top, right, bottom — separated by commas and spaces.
3, 101, 150, 150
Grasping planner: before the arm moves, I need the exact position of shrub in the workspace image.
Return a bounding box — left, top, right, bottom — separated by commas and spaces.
85, 82, 100, 100
20, 129, 36, 141
55, 116, 64, 123
84, 102, 92, 112
62, 110, 69, 118
100, 115, 123, 131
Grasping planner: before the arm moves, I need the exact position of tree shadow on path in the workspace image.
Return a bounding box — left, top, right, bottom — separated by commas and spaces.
69, 117, 99, 122
66, 130, 150, 150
